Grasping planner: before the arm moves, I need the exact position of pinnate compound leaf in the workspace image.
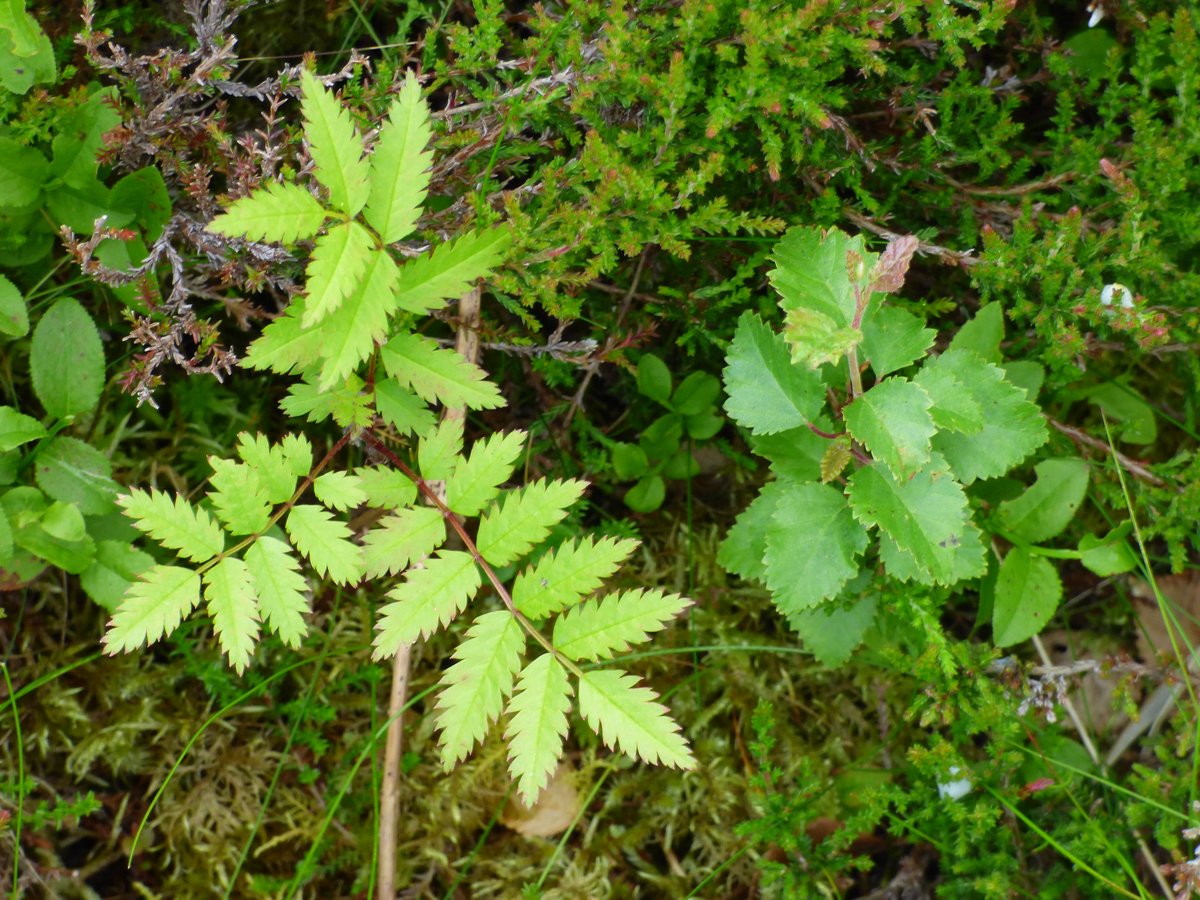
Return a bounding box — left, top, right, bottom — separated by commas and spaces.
203, 557, 260, 674
244, 536, 309, 647
31, 298, 104, 420
506, 653, 572, 806
577, 669, 695, 769
207, 181, 327, 243
313, 471, 366, 511
395, 226, 511, 314
763, 482, 868, 612
285, 504, 362, 585
0, 406, 46, 451
996, 458, 1090, 544
355, 465, 417, 509
723, 312, 824, 435
236, 432, 305, 503
365, 71, 433, 243
208, 457, 272, 535
299, 69, 370, 215
861, 305, 935, 377
301, 221, 374, 326
361, 506, 446, 578
119, 488, 224, 563
924, 350, 1047, 484
242, 303, 323, 375
513, 535, 639, 619
846, 456, 975, 585
993, 547, 1061, 647
373, 550, 481, 656
375, 379, 435, 436
553, 589, 691, 661
435, 611, 525, 768
843, 378, 934, 480
316, 249, 399, 389
417, 416, 463, 482
476, 479, 588, 567
445, 430, 526, 517
103, 565, 201, 653
381, 333, 504, 411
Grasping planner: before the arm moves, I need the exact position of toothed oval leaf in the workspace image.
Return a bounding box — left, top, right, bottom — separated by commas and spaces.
103, 564, 201, 653
372, 550, 481, 657
435, 611, 525, 769
118, 488, 224, 563
206, 181, 327, 243
505, 653, 572, 806
577, 669, 695, 769
299, 69, 370, 215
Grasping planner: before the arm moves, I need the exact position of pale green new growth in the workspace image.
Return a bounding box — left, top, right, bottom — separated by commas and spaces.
110, 67, 694, 794
361, 506, 445, 578
445, 429, 526, 517
204, 557, 260, 674
553, 589, 691, 661
365, 70, 432, 244
208, 457, 272, 535
103, 565, 201, 653
417, 417, 464, 482
285, 504, 363, 585
236, 432, 309, 503
506, 653, 572, 805
394, 226, 512, 313
577, 670, 695, 769
513, 535, 639, 619
435, 611, 524, 768
373, 550, 481, 657
244, 536, 309, 648
302, 221, 374, 326
476, 479, 588, 567
241, 305, 323, 375
312, 471, 366, 511
119, 488, 224, 563
299, 69, 370, 216
354, 466, 417, 509
381, 333, 505, 411
315, 249, 399, 389
207, 181, 327, 243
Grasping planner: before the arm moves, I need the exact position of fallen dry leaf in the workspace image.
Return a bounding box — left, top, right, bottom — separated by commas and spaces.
501, 762, 581, 838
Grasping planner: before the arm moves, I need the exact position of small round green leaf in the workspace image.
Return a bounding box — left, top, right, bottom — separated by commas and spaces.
0, 274, 28, 337
34, 436, 119, 515
624, 475, 665, 513
636, 354, 673, 405
30, 298, 105, 420
992, 547, 1061, 647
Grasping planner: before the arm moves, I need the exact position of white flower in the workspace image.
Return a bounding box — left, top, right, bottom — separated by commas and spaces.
1087, 2, 1104, 28
1100, 283, 1134, 309
937, 766, 973, 801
